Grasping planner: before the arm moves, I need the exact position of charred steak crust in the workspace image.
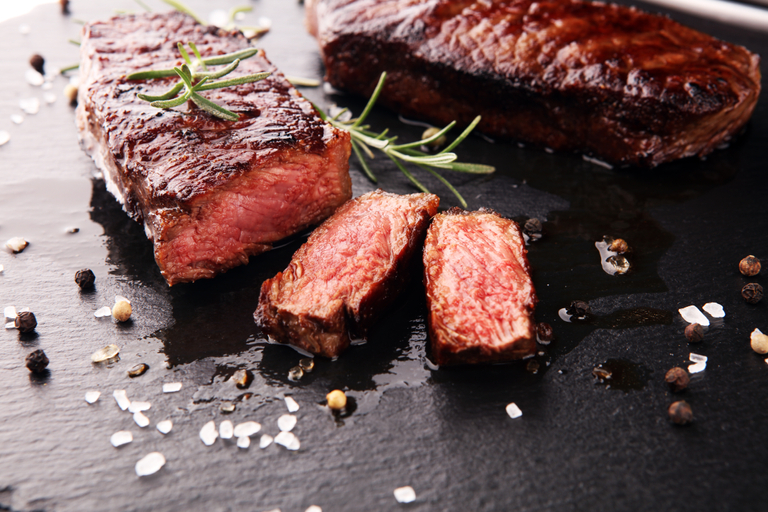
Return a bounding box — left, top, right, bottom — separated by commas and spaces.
423, 207, 537, 365
255, 190, 440, 358
307, 0, 761, 167
76, 12, 352, 285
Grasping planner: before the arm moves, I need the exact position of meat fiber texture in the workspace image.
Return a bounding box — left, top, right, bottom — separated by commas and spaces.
76, 12, 352, 285
423, 208, 536, 365
307, 0, 761, 167
255, 190, 439, 358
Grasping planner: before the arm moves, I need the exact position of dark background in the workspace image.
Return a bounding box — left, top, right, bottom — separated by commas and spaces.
1, 1, 767, 511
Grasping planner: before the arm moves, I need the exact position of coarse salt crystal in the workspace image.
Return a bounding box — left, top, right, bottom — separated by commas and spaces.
305, 507, 322, 512
233, 421, 261, 438
237, 436, 250, 449
4, 306, 16, 321
19, 98, 39, 115
128, 401, 151, 413
208, 9, 228, 26
274, 431, 300, 451
702, 302, 725, 318
19, 24, 30, 34
505, 402, 523, 419
43, 92, 56, 104
135, 452, 165, 477
4, 322, 15, 330
688, 361, 706, 374
394, 486, 416, 504
200, 420, 218, 446
278, 414, 297, 432
678, 306, 710, 327
110, 431, 133, 447
115, 295, 130, 304
0, 131, 9, 146
10, 115, 23, 125
157, 420, 173, 434
259, 434, 273, 448
25, 69, 44, 86
84, 391, 101, 404
163, 382, 182, 393
219, 420, 234, 439
94, 306, 112, 318
113, 390, 130, 411
133, 411, 150, 428
6, 237, 28, 253
285, 396, 299, 412
689, 353, 708, 364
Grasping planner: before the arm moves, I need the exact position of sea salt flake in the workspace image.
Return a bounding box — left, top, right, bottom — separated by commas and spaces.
259, 434, 273, 448
129, 401, 151, 413
278, 414, 297, 432
4, 306, 16, 321
115, 295, 131, 304
92, 344, 119, 362
0, 131, 9, 146
84, 391, 101, 404
19, 98, 40, 115
505, 402, 523, 419
702, 302, 725, 318
135, 452, 165, 477
678, 306, 710, 327
19, 24, 30, 34
133, 411, 150, 428
25, 69, 44, 86
113, 389, 130, 411
10, 115, 23, 125
237, 436, 251, 449
94, 306, 112, 318
43, 92, 56, 104
689, 361, 707, 374
274, 431, 300, 450
157, 420, 173, 434
305, 507, 322, 512
5, 322, 15, 329
233, 421, 261, 438
394, 486, 416, 504
689, 353, 708, 364
285, 396, 300, 412
219, 420, 234, 439
163, 382, 182, 393
6, 237, 28, 253
110, 431, 133, 447
200, 420, 218, 446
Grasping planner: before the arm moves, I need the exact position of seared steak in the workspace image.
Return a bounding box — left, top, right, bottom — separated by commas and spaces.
255, 190, 439, 357
307, 0, 761, 167
77, 12, 351, 285
423, 208, 536, 365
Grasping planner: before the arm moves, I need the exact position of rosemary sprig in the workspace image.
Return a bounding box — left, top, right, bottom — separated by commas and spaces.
127, 42, 269, 121
317, 72, 494, 207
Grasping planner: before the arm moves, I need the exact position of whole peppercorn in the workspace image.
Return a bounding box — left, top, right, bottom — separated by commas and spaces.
15, 311, 37, 333
665, 367, 690, 392
29, 54, 45, 75
742, 283, 764, 304
739, 255, 761, 277
112, 300, 132, 322
421, 127, 447, 148
684, 323, 704, 343
668, 400, 693, 425
60, 0, 70, 14
566, 300, 591, 319
327, 389, 347, 410
536, 322, 554, 344
750, 329, 768, 355
74, 268, 95, 289
524, 218, 543, 234
25, 349, 49, 373
609, 238, 629, 254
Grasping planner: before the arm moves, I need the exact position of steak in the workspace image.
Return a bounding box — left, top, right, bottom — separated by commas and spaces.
423, 208, 536, 365
77, 12, 352, 285
255, 190, 439, 357
306, 0, 761, 167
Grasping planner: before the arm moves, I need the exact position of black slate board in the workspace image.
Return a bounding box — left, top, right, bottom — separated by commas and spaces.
1, 1, 767, 511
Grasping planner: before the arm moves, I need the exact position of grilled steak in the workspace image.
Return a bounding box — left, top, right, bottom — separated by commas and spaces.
77, 12, 351, 285
307, 0, 761, 167
423, 208, 536, 365
255, 190, 439, 357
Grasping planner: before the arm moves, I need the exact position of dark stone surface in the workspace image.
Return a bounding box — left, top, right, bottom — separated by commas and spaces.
0, 1, 766, 511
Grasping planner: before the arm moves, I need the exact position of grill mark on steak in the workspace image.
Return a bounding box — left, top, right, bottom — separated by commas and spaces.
423, 208, 536, 365
255, 190, 439, 358
76, 12, 351, 285
307, 0, 760, 167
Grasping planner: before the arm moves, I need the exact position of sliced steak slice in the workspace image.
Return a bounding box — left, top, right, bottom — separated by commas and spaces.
76, 12, 351, 285
423, 208, 536, 365
255, 190, 439, 357
307, 0, 761, 167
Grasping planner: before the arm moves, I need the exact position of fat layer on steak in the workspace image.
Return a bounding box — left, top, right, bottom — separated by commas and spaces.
307, 0, 761, 167
255, 190, 439, 358
423, 208, 536, 365
76, 12, 351, 285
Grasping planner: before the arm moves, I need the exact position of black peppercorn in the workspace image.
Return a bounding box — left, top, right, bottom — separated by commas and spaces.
739, 255, 761, 277
742, 283, 764, 304
536, 322, 554, 343
668, 400, 693, 425
566, 300, 591, 318
684, 323, 704, 343
60, 0, 70, 14
25, 349, 49, 373
665, 367, 689, 392
524, 218, 542, 233
29, 54, 45, 75
15, 311, 37, 333
609, 238, 629, 254
75, 268, 96, 289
